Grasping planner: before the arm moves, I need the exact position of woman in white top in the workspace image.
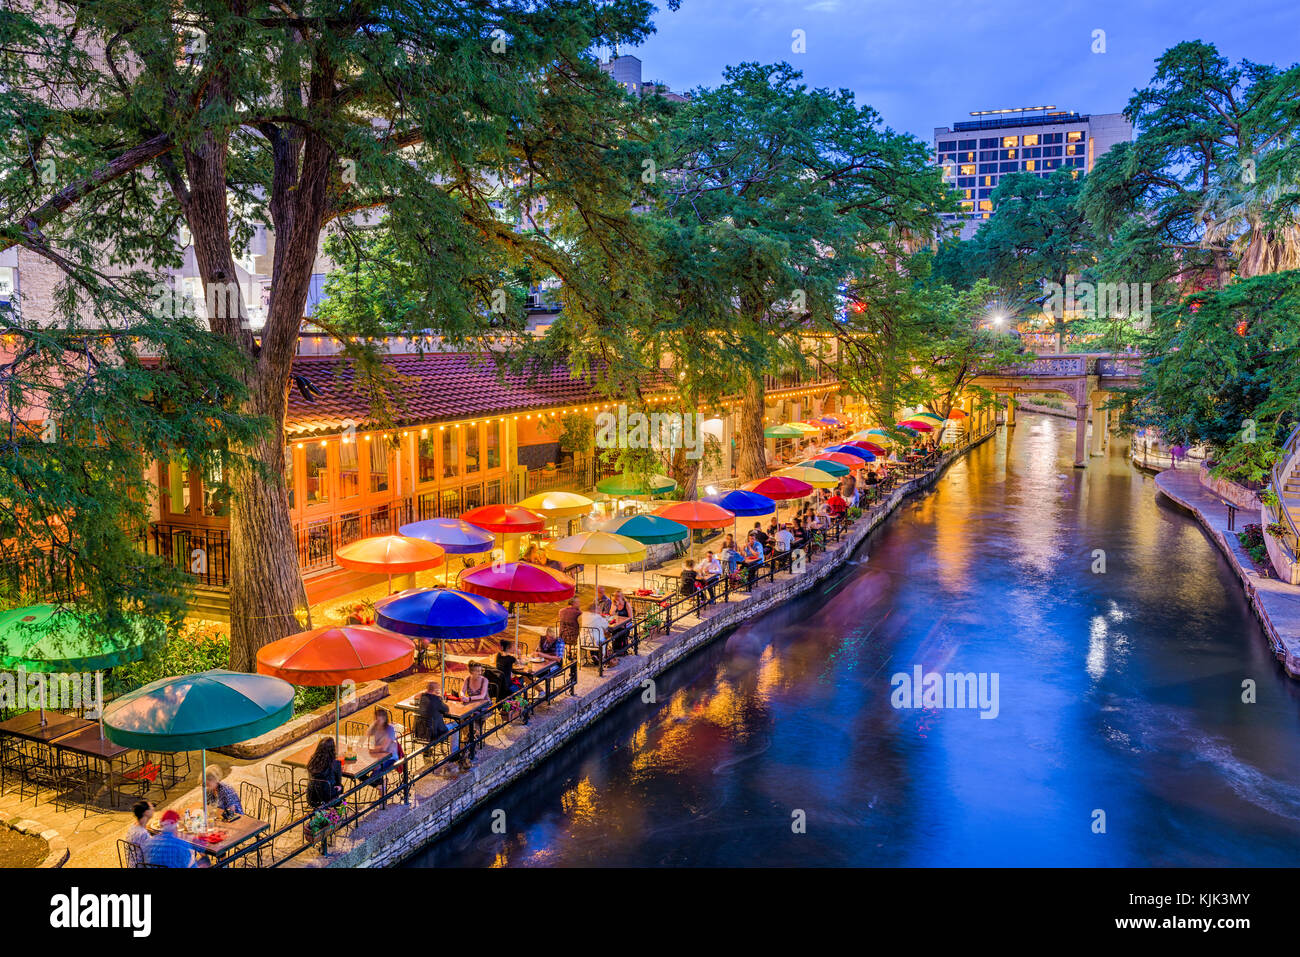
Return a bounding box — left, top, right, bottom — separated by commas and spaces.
364, 706, 400, 797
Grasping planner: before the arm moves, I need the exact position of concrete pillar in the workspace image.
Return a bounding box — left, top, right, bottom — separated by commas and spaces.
1089, 394, 1107, 456
1005, 395, 1017, 427
1074, 402, 1089, 467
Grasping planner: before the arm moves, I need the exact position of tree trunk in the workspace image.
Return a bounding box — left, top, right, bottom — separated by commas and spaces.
669, 446, 700, 500
737, 372, 768, 483
227, 389, 310, 672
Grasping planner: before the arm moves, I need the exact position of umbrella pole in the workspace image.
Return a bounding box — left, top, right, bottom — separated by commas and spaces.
200, 747, 208, 832
96, 671, 104, 740
440, 638, 446, 696
335, 686, 341, 744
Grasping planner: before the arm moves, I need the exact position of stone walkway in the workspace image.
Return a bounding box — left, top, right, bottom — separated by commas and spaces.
1155, 467, 1300, 677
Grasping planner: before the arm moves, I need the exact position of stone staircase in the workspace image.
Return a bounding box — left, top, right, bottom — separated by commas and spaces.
1266, 425, 1300, 585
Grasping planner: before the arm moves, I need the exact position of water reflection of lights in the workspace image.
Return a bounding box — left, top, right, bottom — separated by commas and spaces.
1087, 615, 1108, 680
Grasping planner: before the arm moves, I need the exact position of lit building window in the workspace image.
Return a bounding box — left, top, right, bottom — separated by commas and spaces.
1006, 149, 1016, 159
1067, 131, 1083, 142
960, 164, 976, 176
1022, 134, 1038, 147
1024, 160, 1036, 171
1066, 144, 1077, 155
1002, 136, 1018, 148
979, 200, 993, 211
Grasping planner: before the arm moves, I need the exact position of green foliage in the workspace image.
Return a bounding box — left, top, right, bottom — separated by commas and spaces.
294, 686, 337, 716
1238, 524, 1269, 565
104, 624, 230, 699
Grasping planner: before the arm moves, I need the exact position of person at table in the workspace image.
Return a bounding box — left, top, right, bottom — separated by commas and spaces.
679, 558, 700, 596
204, 765, 243, 819
143, 810, 198, 868
415, 681, 460, 755
862, 466, 879, 487
594, 585, 612, 616
126, 800, 154, 858
608, 589, 632, 625
305, 737, 344, 809
538, 627, 564, 663
826, 491, 848, 519
742, 531, 765, 585
462, 662, 492, 703
495, 639, 521, 695
720, 534, 742, 575
579, 602, 618, 667
774, 523, 794, 553
751, 521, 770, 550
701, 551, 723, 600
558, 595, 581, 649
522, 544, 544, 565
362, 707, 400, 799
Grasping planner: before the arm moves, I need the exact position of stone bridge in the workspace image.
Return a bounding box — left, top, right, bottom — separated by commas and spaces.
970, 354, 1145, 467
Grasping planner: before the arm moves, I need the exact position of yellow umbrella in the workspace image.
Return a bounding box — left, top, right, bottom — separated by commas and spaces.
785, 422, 823, 433
775, 466, 839, 490
518, 491, 596, 519
546, 531, 647, 594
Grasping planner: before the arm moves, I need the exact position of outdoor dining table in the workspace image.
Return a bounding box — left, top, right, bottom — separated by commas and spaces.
150, 812, 269, 860
50, 725, 131, 808
0, 713, 95, 743
282, 737, 390, 782
393, 694, 490, 762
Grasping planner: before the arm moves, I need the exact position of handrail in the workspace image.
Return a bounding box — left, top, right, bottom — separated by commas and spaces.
1268, 422, 1300, 548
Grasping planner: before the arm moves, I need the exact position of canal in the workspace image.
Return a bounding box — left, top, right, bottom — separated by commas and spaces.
409, 413, 1300, 866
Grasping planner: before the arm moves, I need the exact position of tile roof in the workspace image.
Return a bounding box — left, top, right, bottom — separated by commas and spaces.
285, 352, 618, 436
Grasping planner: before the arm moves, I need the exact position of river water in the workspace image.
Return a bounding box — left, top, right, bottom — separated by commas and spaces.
409, 413, 1300, 867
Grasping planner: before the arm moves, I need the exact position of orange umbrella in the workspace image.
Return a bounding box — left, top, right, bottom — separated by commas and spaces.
653, 500, 734, 561
336, 535, 446, 594
946, 409, 967, 419
256, 626, 415, 740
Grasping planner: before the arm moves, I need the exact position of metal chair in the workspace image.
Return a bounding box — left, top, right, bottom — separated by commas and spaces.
117, 838, 143, 869
265, 763, 308, 816
239, 781, 265, 815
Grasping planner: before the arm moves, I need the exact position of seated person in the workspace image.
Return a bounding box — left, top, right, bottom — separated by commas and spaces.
579, 603, 618, 667
608, 590, 632, 625
143, 811, 199, 868
826, 492, 848, 518
204, 765, 243, 818
594, 585, 612, 616
495, 639, 521, 695
417, 682, 454, 742
742, 532, 765, 583
720, 534, 742, 575
679, 559, 700, 596
461, 662, 492, 703
538, 627, 564, 662
700, 551, 723, 599
362, 707, 401, 797
557, 596, 581, 647
125, 801, 154, 860
522, 544, 543, 565
306, 737, 344, 808
774, 523, 794, 553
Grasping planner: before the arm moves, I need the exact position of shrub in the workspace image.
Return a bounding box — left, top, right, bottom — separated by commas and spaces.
105, 623, 229, 699
1238, 524, 1269, 565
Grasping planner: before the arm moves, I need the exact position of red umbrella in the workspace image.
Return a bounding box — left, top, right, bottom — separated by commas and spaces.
841, 440, 887, 455
897, 420, 935, 432
742, 476, 814, 501
809, 452, 864, 469
460, 504, 546, 534
461, 562, 576, 646
335, 535, 446, 593
256, 625, 415, 740
652, 501, 734, 529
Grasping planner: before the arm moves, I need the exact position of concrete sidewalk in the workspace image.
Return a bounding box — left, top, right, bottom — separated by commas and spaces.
1155, 467, 1300, 678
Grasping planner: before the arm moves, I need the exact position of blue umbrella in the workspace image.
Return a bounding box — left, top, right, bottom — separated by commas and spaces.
399, 518, 494, 554
375, 588, 508, 693
824, 444, 876, 462
702, 490, 776, 517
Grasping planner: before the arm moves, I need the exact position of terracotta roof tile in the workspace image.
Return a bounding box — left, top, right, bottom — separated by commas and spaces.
285, 352, 619, 436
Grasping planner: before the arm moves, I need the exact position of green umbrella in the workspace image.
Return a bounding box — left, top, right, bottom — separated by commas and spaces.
764, 424, 803, 438
0, 604, 152, 729
796, 458, 850, 477
595, 472, 677, 497
104, 669, 295, 831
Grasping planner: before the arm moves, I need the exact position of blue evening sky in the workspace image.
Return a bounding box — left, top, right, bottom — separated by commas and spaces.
622, 0, 1300, 143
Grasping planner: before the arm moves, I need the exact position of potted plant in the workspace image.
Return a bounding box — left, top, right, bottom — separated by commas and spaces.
303, 802, 349, 844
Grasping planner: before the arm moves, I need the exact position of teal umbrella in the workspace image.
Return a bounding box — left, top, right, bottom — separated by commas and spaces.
600, 513, 690, 588
0, 604, 152, 730
104, 670, 295, 831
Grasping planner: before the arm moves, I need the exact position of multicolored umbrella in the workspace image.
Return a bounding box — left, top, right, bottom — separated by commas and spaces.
742, 476, 814, 501
824, 444, 876, 462
256, 626, 415, 739
808, 452, 863, 469
460, 562, 576, 649
855, 429, 896, 444
104, 670, 295, 831
910, 413, 945, 426
763, 424, 803, 439
796, 458, 849, 477
546, 531, 647, 593
376, 588, 509, 694
517, 491, 595, 519
818, 416, 844, 425
775, 466, 839, 489
398, 518, 494, 554
594, 472, 677, 497
841, 440, 886, 455
335, 535, 446, 594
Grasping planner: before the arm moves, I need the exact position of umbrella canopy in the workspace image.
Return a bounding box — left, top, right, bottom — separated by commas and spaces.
460, 562, 576, 604
818, 416, 843, 425
808, 452, 863, 469
946, 409, 968, 420
600, 513, 690, 545
256, 626, 414, 687
796, 458, 850, 477
0, 605, 151, 673
335, 535, 445, 575
375, 588, 508, 640
856, 429, 896, 443
652, 500, 734, 530
775, 466, 840, 489
701, 490, 776, 518
594, 472, 677, 497
763, 424, 803, 438
460, 504, 546, 534
517, 491, 595, 519
742, 476, 814, 501
103, 670, 295, 752
786, 422, 823, 433
546, 531, 647, 566
898, 420, 935, 432
824, 444, 877, 462
398, 517, 494, 554
910, 413, 945, 427
841, 440, 887, 455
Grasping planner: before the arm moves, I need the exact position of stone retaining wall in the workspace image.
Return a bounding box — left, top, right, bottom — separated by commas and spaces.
327, 431, 994, 868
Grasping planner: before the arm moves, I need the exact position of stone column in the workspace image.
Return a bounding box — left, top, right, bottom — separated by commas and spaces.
1074, 402, 1089, 467
1089, 392, 1108, 456
1005, 394, 1017, 427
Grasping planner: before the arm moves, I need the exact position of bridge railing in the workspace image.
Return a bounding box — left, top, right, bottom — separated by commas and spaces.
1268, 424, 1300, 555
